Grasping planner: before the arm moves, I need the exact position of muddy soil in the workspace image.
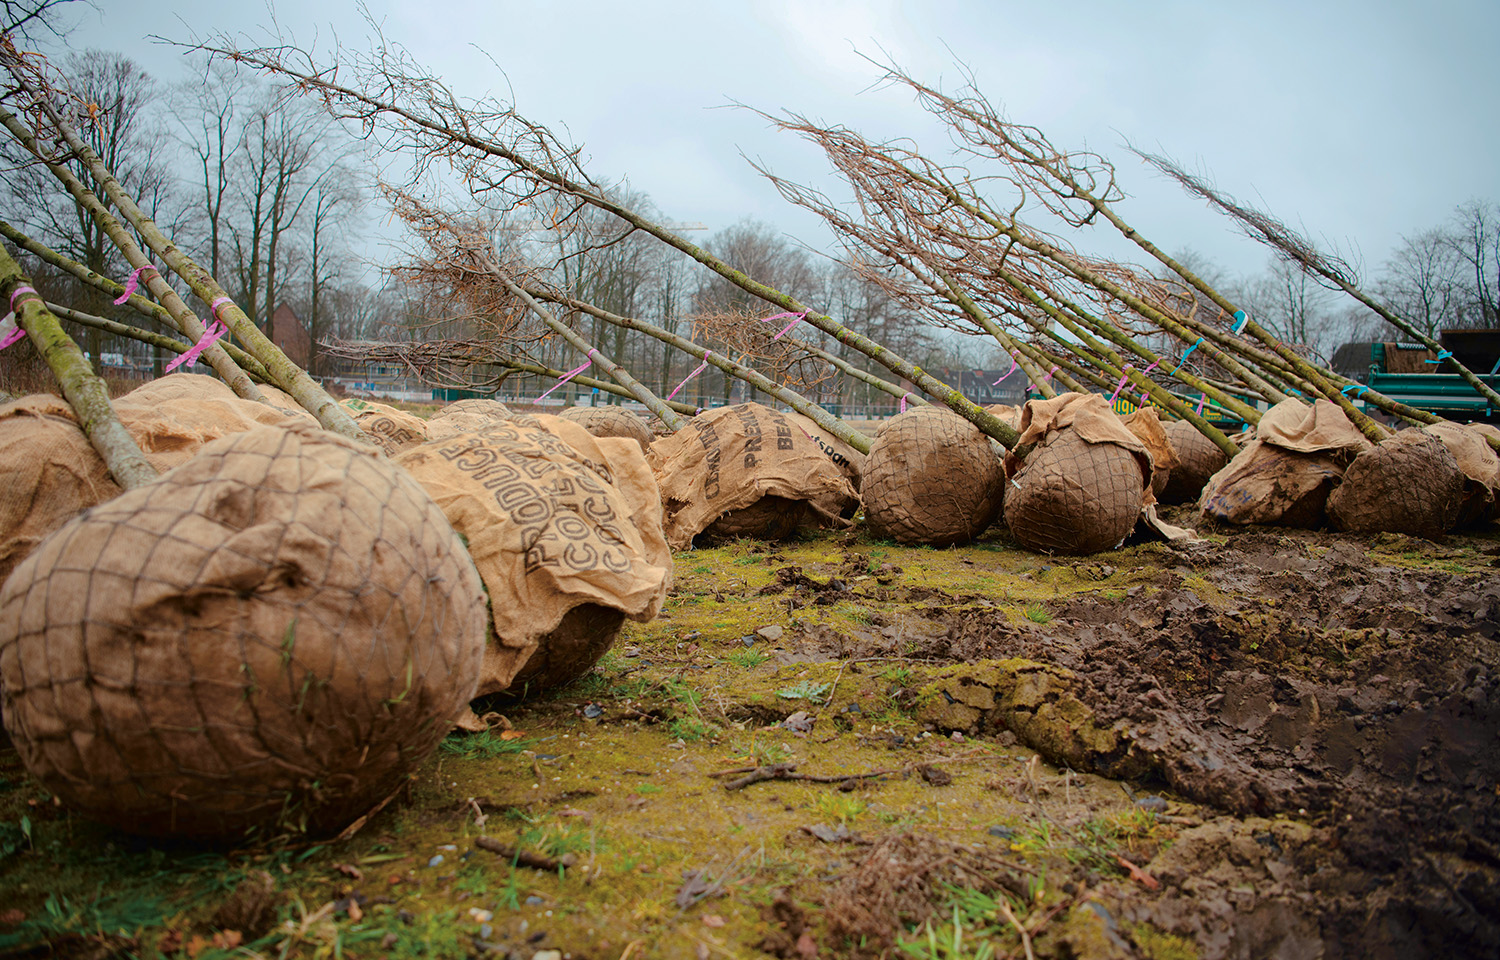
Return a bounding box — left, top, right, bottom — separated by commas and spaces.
0, 515, 1496, 959
755, 520, 1500, 957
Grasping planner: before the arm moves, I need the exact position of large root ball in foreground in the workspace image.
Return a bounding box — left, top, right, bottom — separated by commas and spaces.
1160, 419, 1230, 505
1327, 430, 1464, 537
0, 423, 488, 839
1005, 427, 1147, 555
862, 407, 1004, 547
559, 405, 656, 451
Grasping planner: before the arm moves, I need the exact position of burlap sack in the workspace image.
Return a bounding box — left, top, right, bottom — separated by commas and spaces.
1199, 400, 1372, 527
256, 384, 320, 426
427, 411, 507, 445
1426, 422, 1500, 527
984, 404, 1023, 428
116, 378, 317, 474
340, 398, 428, 455
649, 403, 858, 549
863, 407, 1004, 547
0, 422, 487, 838
395, 419, 670, 697
778, 410, 865, 492
559, 405, 656, 452
0, 396, 121, 585
1327, 430, 1464, 536
1160, 419, 1230, 505
1002, 394, 1153, 555
1122, 408, 1179, 498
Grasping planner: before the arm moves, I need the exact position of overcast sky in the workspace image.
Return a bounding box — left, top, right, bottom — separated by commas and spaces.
53, 0, 1500, 284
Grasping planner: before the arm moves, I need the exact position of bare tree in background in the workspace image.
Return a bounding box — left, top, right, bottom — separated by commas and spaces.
1452, 200, 1500, 329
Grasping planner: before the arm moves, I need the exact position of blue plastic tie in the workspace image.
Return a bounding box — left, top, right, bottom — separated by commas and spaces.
1171, 337, 1203, 375
1424, 349, 1454, 364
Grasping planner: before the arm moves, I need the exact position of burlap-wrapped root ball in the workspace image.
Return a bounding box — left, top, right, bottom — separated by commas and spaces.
559, 405, 656, 452
1426, 421, 1500, 527
442, 398, 514, 420
1, 379, 314, 584
1160, 418, 1230, 505
396, 419, 671, 697
1200, 399, 1371, 528
1002, 394, 1153, 555
1122, 408, 1179, 499
0, 423, 488, 839
649, 403, 858, 548
340, 397, 428, 455
779, 410, 865, 493
1327, 430, 1464, 537
0, 395, 122, 584
862, 407, 1004, 547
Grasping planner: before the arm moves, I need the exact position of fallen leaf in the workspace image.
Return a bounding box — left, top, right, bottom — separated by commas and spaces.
334, 863, 364, 880
185, 934, 210, 959
1116, 854, 1160, 891
0, 909, 24, 927
701, 914, 726, 928
212, 930, 243, 950
347, 901, 363, 922
500, 730, 527, 741
800, 823, 852, 843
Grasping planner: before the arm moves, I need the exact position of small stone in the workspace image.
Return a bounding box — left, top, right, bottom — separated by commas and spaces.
525, 895, 545, 906
469, 908, 494, 923
438, 844, 458, 851
1135, 796, 1168, 813
756, 625, 785, 641
583, 703, 604, 719
479, 924, 493, 939
427, 855, 445, 868
988, 825, 1016, 839
532, 951, 563, 960
950, 731, 965, 742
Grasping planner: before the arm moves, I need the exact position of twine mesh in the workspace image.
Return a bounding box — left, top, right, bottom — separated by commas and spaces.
1004, 427, 1146, 555
1328, 432, 1464, 537
557, 406, 655, 452
440, 399, 515, 420
0, 422, 488, 839
862, 407, 1004, 547
1161, 419, 1229, 505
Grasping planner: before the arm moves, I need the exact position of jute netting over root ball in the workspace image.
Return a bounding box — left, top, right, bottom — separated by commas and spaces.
557, 405, 656, 452
1161, 418, 1230, 505
861, 407, 1004, 547
340, 398, 428, 456
0, 422, 488, 840
1003, 394, 1153, 556
1327, 430, 1465, 537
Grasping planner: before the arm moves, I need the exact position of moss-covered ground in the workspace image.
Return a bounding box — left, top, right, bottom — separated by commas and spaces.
1, 520, 1495, 959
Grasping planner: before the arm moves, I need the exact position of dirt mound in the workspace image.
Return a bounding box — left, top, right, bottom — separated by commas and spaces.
0, 422, 487, 839
649, 403, 857, 549
1327, 430, 1464, 536
862, 407, 1003, 547
1161, 419, 1229, 505
558, 405, 656, 451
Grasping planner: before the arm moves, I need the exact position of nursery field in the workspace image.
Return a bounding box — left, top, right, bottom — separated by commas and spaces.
3, 513, 1496, 960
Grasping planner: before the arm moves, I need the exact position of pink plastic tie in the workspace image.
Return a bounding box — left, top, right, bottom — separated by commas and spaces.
113, 264, 157, 305
899, 393, 912, 413
759, 310, 808, 341
8, 285, 37, 309
164, 320, 227, 372
1107, 364, 1135, 404
666, 352, 712, 401
534, 358, 592, 402
1196, 393, 1207, 416
1043, 365, 1059, 382
992, 350, 1019, 386
209, 296, 234, 318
